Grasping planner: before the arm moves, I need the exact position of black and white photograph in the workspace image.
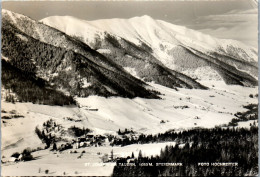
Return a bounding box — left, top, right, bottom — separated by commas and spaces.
1, 0, 258, 176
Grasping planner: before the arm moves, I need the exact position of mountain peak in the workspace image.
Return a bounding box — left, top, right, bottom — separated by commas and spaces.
2, 9, 14, 17
2, 10, 161, 99
140, 15, 153, 19
130, 15, 154, 21
2, 9, 11, 13
2, 9, 19, 16
2, 9, 32, 23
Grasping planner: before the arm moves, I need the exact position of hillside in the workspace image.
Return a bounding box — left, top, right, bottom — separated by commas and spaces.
42, 15, 258, 87
1, 80, 258, 175
2, 10, 161, 103
40, 15, 207, 90
2, 59, 75, 105
2, 9, 206, 91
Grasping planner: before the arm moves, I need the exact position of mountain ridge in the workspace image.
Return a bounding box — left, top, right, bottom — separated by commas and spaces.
1, 9, 163, 103
1, 9, 258, 107
42, 14, 258, 87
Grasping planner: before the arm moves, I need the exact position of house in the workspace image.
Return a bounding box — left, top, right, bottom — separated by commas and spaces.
86, 134, 94, 139
78, 137, 87, 142
8, 157, 16, 162
17, 154, 23, 161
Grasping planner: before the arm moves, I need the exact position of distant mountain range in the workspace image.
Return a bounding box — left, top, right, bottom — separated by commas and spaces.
42, 15, 258, 85
1, 9, 258, 105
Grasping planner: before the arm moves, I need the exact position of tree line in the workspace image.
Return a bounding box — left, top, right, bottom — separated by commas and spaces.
112, 126, 258, 176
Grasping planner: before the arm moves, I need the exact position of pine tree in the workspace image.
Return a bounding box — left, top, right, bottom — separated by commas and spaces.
131, 152, 135, 158
138, 150, 142, 159
110, 149, 114, 161
53, 142, 57, 150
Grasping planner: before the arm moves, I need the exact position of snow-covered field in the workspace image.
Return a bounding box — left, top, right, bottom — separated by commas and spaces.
2, 142, 175, 176
76, 81, 257, 134
1, 81, 258, 176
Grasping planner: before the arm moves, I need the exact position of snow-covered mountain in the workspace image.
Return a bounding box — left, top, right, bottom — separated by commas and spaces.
1, 8, 258, 107
42, 15, 258, 86
91, 16, 257, 62
1, 9, 162, 102
1, 10, 258, 176
3, 10, 208, 99
42, 15, 257, 62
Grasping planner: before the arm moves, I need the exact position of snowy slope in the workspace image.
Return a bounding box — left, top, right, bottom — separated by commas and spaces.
41, 14, 207, 89
42, 15, 257, 63
1, 81, 257, 159
2, 9, 162, 99
42, 15, 258, 85
2, 141, 175, 176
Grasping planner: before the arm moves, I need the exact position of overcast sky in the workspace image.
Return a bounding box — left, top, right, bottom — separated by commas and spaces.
2, 0, 258, 48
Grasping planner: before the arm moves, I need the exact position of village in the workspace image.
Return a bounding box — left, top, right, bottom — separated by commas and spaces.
2, 117, 141, 164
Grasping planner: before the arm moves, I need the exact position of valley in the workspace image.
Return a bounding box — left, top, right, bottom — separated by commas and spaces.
1, 81, 258, 176
1, 8, 258, 177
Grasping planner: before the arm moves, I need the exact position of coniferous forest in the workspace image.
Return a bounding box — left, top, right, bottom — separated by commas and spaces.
1, 19, 160, 101
2, 59, 75, 105
112, 126, 258, 176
